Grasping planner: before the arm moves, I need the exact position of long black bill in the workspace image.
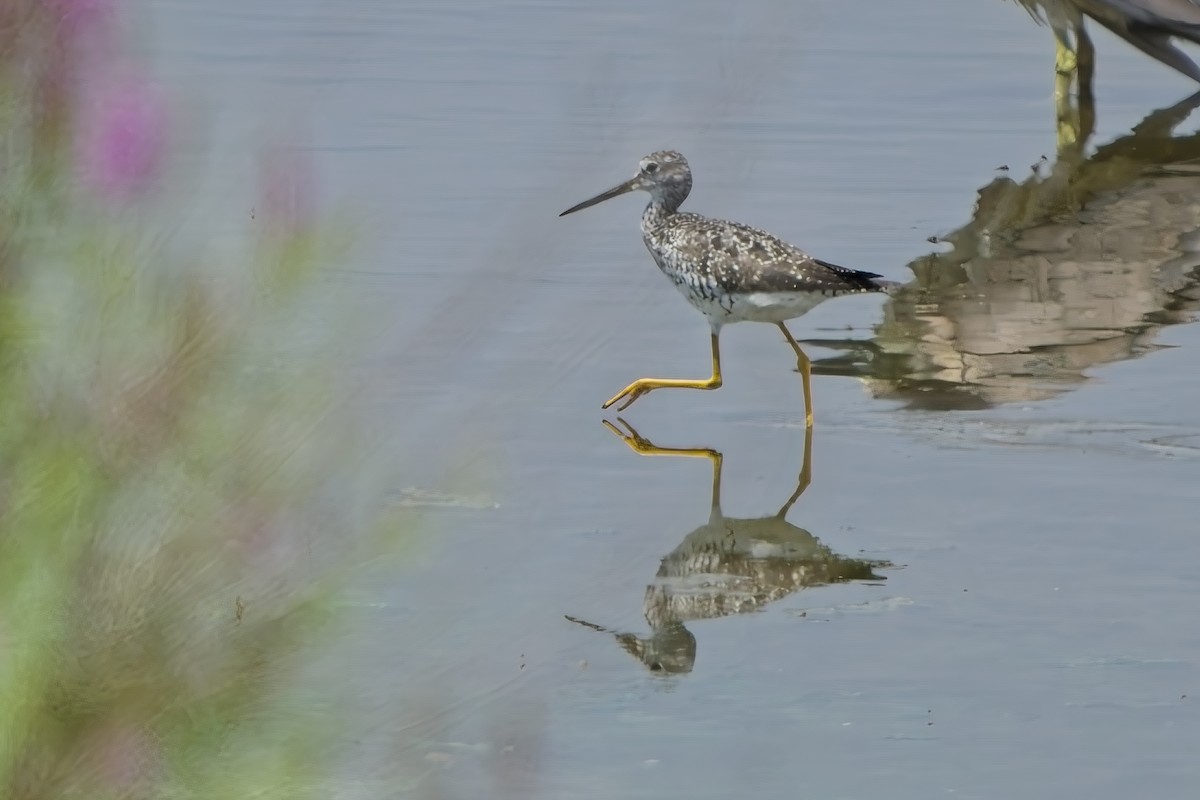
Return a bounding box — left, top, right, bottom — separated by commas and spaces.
559, 177, 639, 217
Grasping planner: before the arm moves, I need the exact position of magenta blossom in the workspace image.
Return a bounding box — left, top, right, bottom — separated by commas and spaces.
48, 0, 116, 43
75, 69, 170, 204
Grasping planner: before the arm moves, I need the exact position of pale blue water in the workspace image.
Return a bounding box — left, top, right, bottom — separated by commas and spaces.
150, 1, 1200, 797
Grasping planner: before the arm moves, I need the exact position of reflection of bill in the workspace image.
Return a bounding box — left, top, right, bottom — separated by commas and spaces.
805, 93, 1200, 410
565, 420, 889, 675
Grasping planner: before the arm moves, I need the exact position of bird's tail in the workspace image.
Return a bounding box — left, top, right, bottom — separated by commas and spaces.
814, 257, 904, 294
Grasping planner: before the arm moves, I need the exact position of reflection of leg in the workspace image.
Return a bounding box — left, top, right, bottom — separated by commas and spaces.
777, 323, 814, 429
602, 418, 723, 510
1074, 25, 1097, 147
603, 418, 719, 461
1055, 89, 1082, 151
1076, 25, 1095, 104
776, 420, 813, 518
602, 332, 723, 411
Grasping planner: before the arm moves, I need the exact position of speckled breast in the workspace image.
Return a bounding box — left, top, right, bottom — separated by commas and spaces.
646, 246, 738, 321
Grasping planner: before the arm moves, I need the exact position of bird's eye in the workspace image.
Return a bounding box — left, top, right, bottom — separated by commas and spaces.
643, 162, 659, 175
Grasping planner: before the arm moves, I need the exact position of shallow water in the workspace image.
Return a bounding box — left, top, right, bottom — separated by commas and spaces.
150, 0, 1200, 796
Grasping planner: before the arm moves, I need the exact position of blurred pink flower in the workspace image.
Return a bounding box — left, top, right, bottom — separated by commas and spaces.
75, 69, 170, 203
47, 0, 116, 47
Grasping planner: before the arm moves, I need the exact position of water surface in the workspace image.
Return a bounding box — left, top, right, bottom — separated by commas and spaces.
149, 1, 1200, 796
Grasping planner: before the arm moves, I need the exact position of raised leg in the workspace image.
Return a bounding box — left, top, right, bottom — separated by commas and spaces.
776, 322, 813, 429
603, 331, 723, 412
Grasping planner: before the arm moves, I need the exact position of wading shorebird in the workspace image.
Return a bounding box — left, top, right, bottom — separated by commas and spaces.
559, 150, 895, 426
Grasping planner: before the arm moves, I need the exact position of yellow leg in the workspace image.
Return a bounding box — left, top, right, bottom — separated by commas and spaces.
1055, 32, 1080, 148
1054, 32, 1078, 79
1053, 24, 1095, 153
776, 323, 813, 429
603, 332, 723, 412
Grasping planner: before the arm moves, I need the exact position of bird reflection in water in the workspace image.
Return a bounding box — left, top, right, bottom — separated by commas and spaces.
566, 420, 889, 675
804, 91, 1200, 410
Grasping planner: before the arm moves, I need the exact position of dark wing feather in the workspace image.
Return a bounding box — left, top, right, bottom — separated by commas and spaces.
1083, 0, 1200, 81
812, 258, 888, 292
1104, 0, 1200, 31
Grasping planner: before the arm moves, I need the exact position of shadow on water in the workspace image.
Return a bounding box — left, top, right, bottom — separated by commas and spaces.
566, 420, 890, 676
804, 91, 1200, 410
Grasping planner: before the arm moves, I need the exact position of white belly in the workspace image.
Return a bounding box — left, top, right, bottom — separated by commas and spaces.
668, 280, 830, 325
726, 290, 829, 323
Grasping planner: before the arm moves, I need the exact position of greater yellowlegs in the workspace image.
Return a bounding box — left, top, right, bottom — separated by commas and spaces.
559, 150, 895, 425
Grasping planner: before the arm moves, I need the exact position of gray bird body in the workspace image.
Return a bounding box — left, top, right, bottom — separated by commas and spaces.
563, 150, 892, 335
640, 205, 888, 331
1017, 0, 1200, 81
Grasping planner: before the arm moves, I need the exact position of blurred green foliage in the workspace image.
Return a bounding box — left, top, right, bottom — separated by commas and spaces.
0, 2, 406, 796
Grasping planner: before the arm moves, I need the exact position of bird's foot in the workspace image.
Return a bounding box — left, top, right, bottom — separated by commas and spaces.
601, 375, 722, 411
603, 380, 654, 411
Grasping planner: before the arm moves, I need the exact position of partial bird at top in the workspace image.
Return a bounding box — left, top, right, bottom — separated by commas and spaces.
559, 150, 895, 425
1016, 0, 1200, 84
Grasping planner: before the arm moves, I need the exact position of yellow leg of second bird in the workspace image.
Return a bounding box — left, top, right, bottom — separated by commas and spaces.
1053, 26, 1095, 152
